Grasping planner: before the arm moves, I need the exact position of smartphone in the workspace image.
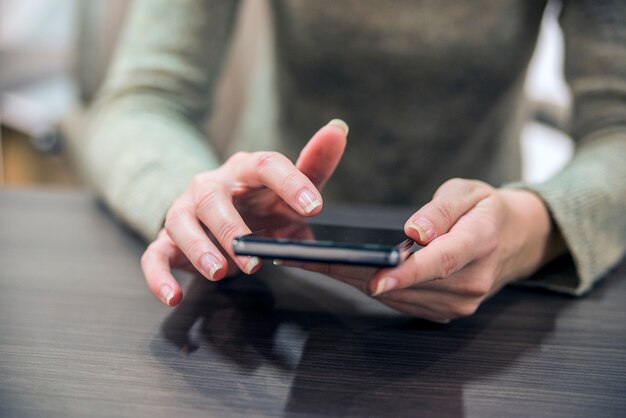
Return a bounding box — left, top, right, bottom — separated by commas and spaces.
232, 222, 418, 267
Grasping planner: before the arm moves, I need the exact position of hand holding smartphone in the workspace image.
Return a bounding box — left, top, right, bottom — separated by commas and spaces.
233, 221, 419, 267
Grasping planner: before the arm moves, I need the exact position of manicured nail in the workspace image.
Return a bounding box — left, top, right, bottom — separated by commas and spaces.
245, 257, 260, 274
372, 277, 398, 297
297, 189, 322, 214
408, 218, 436, 242
200, 253, 223, 280
160, 284, 175, 306
327, 118, 349, 135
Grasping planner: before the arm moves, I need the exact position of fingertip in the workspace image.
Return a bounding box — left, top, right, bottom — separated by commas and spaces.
167, 292, 183, 307
405, 217, 437, 244
160, 283, 182, 307
200, 252, 227, 281
297, 189, 323, 215
209, 265, 228, 281
141, 242, 183, 307
370, 276, 398, 297
326, 118, 349, 136
243, 256, 262, 275
296, 119, 348, 190
304, 201, 323, 216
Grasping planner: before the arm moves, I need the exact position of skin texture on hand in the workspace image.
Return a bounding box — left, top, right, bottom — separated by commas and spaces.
294, 179, 565, 323
141, 122, 563, 322
140, 119, 349, 306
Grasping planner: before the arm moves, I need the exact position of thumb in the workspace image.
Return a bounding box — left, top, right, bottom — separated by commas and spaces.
404, 179, 493, 245
296, 119, 348, 190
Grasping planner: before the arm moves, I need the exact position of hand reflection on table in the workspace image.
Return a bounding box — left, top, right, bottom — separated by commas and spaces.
153, 269, 571, 416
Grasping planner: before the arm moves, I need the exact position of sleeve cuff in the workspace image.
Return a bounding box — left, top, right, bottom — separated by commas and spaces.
504, 134, 626, 295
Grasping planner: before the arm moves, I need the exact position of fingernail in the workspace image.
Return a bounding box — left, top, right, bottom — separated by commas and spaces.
372, 277, 398, 297
327, 118, 349, 135
160, 284, 175, 306
408, 218, 436, 242
245, 257, 260, 274
297, 189, 322, 214
200, 253, 223, 280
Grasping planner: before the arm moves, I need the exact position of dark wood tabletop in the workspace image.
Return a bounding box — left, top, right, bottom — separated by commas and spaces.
1, 189, 625, 417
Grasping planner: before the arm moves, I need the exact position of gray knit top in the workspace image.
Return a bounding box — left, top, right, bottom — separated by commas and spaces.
84, 0, 626, 295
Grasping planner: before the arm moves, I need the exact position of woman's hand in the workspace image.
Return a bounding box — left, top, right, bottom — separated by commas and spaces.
141, 119, 349, 306
297, 179, 565, 323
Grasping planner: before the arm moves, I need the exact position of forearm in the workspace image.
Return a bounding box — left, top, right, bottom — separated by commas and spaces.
81, 0, 239, 240
85, 94, 220, 241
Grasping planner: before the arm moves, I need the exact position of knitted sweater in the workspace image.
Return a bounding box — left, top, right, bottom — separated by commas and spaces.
83, 0, 626, 295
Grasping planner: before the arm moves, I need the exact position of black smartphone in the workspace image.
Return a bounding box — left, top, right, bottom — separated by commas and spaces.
232, 222, 418, 267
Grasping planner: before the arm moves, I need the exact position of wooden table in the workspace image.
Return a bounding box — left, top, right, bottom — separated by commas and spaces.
1, 189, 625, 417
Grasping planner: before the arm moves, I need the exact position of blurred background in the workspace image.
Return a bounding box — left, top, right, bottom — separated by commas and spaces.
0, 0, 124, 186
0, 0, 572, 189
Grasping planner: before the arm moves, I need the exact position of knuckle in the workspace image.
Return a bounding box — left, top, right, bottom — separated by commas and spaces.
157, 229, 169, 240
408, 259, 423, 285
437, 178, 493, 198
435, 177, 467, 197
164, 204, 188, 232
216, 221, 243, 246
459, 279, 491, 298
141, 242, 161, 274
432, 200, 454, 226
485, 229, 499, 254
474, 218, 499, 255
254, 151, 283, 170
190, 170, 223, 190
443, 177, 467, 190
185, 238, 205, 261
227, 151, 249, 165
448, 301, 479, 318
469, 179, 491, 191
190, 172, 207, 190
439, 250, 460, 278
277, 170, 302, 192
140, 248, 152, 268
194, 186, 222, 213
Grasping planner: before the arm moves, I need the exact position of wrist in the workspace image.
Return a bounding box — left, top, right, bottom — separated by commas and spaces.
498, 189, 565, 280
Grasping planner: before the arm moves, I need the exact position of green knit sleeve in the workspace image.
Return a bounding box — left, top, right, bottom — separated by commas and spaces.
509, 0, 626, 295
82, 0, 240, 241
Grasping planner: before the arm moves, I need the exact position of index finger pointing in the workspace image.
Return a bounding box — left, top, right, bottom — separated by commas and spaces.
296, 119, 348, 189
226, 150, 324, 216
